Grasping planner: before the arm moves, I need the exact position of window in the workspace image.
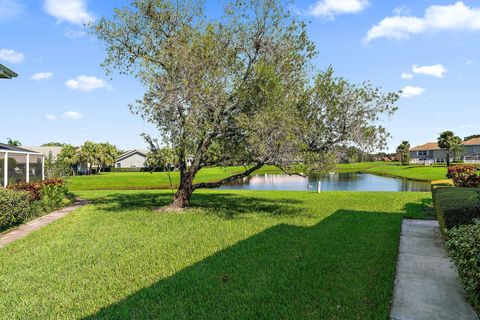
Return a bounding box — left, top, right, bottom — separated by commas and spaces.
418, 150, 428, 156
116, 163, 121, 168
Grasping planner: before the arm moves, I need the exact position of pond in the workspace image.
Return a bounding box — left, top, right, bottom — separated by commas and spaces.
219, 173, 431, 192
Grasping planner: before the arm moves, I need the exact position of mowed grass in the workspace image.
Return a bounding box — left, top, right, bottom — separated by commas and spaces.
0, 190, 430, 319
68, 166, 282, 190
68, 163, 447, 191
363, 165, 447, 181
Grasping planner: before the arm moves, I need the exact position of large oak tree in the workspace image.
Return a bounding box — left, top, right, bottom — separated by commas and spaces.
94, 0, 399, 208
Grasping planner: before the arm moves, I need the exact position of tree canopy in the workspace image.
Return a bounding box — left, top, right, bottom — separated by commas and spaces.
438, 131, 463, 166
94, 0, 399, 208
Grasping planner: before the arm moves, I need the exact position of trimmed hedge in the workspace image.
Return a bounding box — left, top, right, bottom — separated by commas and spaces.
446, 220, 480, 313
433, 187, 480, 236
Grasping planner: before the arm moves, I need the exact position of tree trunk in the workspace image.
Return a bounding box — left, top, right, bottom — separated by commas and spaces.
171, 174, 194, 208
446, 151, 451, 167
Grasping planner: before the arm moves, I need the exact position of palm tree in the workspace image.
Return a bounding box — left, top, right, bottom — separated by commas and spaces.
438, 131, 462, 167
396, 141, 410, 166
79, 141, 98, 175
96, 143, 119, 173
58, 144, 79, 175
7, 138, 21, 146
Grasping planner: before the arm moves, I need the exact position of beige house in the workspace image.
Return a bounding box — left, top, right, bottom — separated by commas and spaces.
115, 149, 148, 169
409, 137, 480, 164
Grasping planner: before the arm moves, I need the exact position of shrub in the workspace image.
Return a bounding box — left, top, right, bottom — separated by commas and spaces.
0, 189, 36, 230
40, 182, 75, 211
7, 179, 65, 201
447, 164, 480, 188
433, 187, 480, 235
446, 220, 480, 313
8, 182, 43, 200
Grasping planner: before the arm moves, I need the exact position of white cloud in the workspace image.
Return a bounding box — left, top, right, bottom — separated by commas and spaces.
0, 0, 23, 19
43, 0, 94, 25
63, 111, 83, 120
465, 59, 476, 65
308, 0, 369, 19
45, 114, 57, 121
401, 72, 413, 80
0, 48, 25, 64
30, 72, 53, 81
365, 1, 480, 42
400, 86, 425, 98
412, 64, 447, 78
65, 75, 111, 92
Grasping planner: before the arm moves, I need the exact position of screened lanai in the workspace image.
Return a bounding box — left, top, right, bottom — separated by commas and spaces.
0, 144, 44, 187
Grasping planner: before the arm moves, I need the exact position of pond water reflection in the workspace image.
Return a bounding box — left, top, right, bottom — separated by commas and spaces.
219, 173, 431, 192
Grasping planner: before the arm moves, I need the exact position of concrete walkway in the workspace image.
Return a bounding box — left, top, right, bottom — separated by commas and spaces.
391, 219, 478, 320
0, 200, 87, 249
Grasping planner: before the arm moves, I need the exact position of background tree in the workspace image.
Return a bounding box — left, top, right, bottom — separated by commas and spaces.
6, 138, 21, 146
464, 134, 480, 141
146, 144, 179, 192
396, 141, 410, 166
438, 131, 462, 166
57, 144, 79, 176
44, 153, 70, 179
96, 143, 119, 173
79, 141, 98, 175
41, 142, 67, 147
94, 0, 399, 208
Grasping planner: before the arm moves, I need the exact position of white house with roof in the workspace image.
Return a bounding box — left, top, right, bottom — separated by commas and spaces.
409, 137, 480, 164
115, 149, 149, 169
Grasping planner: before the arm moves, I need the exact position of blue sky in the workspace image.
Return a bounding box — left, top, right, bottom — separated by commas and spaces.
0, 0, 479, 152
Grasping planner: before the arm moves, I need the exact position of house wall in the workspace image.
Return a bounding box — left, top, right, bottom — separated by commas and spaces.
465, 145, 480, 155
115, 153, 147, 168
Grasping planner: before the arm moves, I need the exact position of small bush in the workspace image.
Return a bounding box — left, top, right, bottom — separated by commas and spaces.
433, 187, 480, 235
2, 178, 75, 230
447, 164, 480, 188
40, 183, 75, 211
0, 189, 36, 230
446, 220, 480, 313
8, 182, 43, 200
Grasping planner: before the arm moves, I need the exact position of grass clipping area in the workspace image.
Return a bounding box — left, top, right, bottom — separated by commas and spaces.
0, 190, 429, 319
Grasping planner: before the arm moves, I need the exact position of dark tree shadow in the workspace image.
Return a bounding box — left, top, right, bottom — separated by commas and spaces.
403, 197, 434, 219
87, 192, 305, 219
82, 209, 410, 320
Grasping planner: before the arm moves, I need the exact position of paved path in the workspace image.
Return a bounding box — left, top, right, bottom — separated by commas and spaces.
390, 219, 478, 320
0, 200, 87, 249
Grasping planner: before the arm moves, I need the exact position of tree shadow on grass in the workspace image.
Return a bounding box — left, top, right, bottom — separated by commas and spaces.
82, 209, 409, 320
403, 197, 434, 219
88, 192, 305, 219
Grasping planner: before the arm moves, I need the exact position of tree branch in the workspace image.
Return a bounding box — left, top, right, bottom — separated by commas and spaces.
192, 162, 264, 190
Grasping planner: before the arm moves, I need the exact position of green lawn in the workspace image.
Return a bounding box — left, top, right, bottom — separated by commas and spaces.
68, 163, 447, 191
0, 190, 430, 319
336, 162, 447, 181
363, 165, 447, 181
68, 166, 282, 190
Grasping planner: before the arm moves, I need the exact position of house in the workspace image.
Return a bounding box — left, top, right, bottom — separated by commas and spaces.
463, 137, 480, 163
0, 143, 44, 187
115, 149, 149, 169
410, 137, 480, 164
409, 142, 445, 164
24, 146, 63, 161
0, 64, 18, 79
